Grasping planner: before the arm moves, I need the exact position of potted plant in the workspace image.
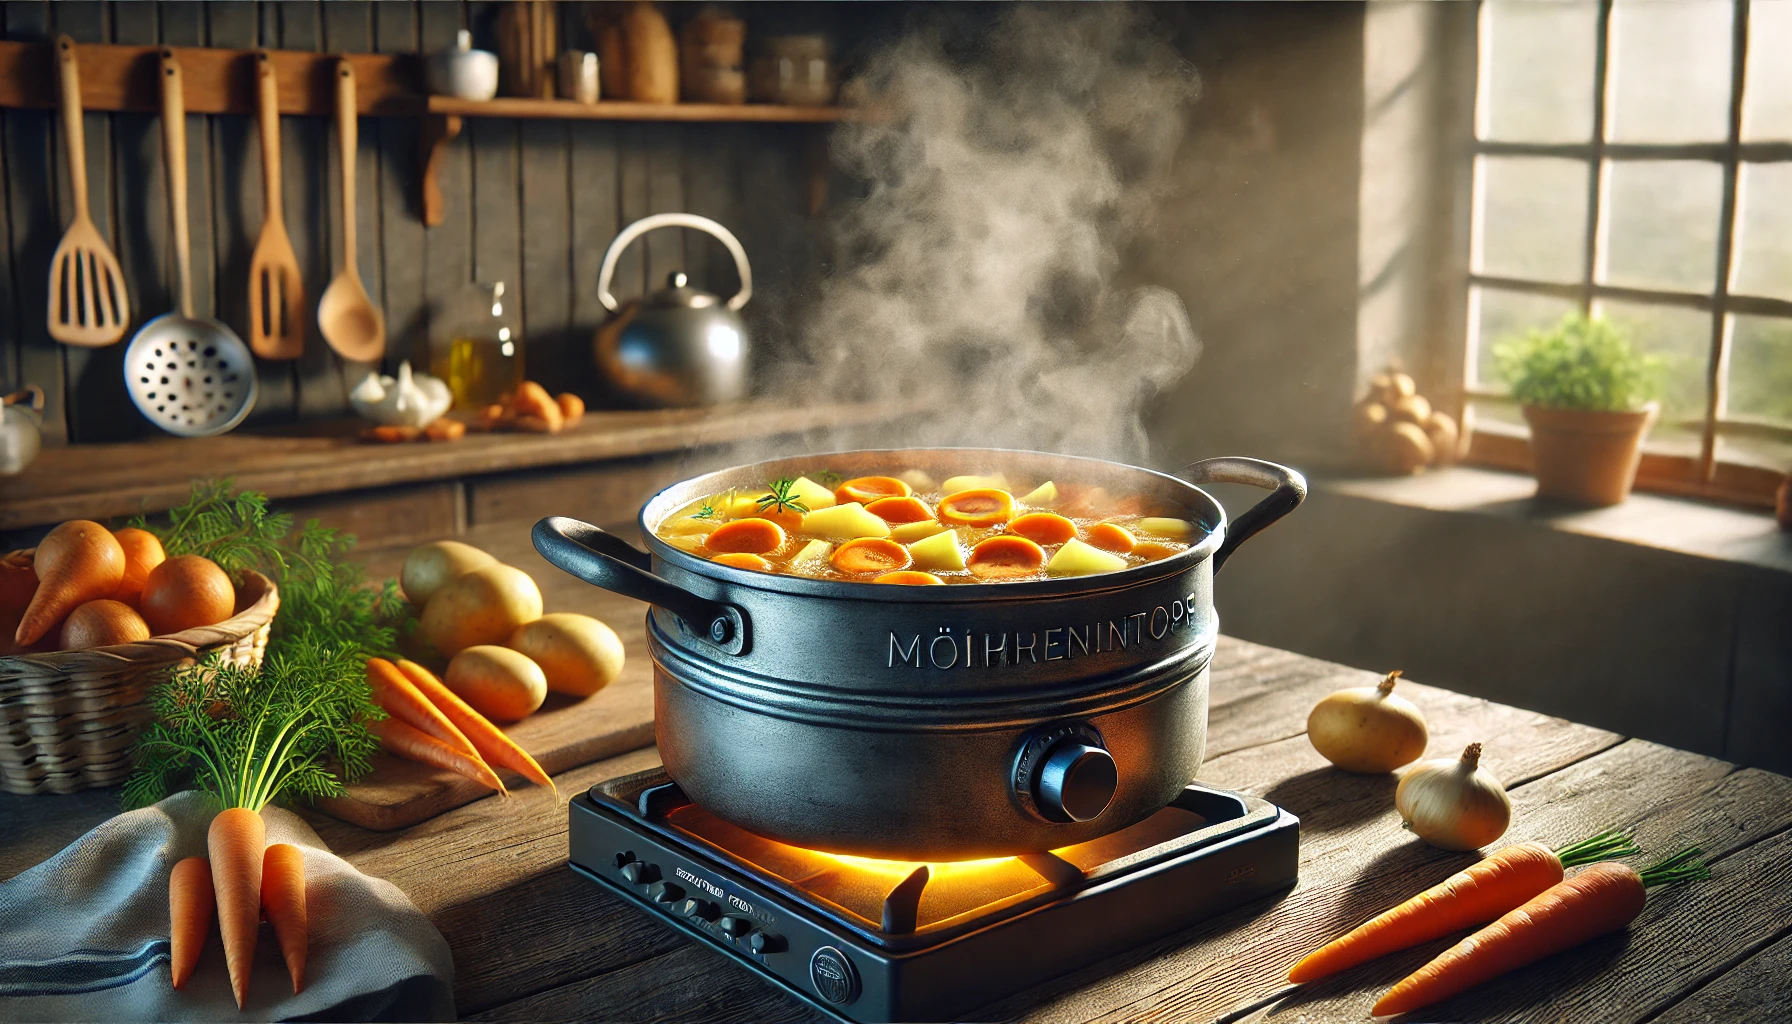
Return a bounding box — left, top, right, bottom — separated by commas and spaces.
1493, 313, 1663, 507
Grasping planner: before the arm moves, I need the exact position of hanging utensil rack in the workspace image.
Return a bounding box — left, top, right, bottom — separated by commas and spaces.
0, 39, 853, 226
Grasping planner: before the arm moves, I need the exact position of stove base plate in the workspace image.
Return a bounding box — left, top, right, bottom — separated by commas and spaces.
568, 768, 1298, 1023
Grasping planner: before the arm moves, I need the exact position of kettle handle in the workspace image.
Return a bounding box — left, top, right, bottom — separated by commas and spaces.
596, 213, 753, 314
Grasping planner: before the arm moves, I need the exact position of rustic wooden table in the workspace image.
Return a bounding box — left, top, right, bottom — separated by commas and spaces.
4, 520, 1789, 1023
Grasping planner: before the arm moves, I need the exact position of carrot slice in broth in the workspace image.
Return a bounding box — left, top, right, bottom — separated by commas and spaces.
712, 552, 774, 571
875, 570, 945, 585
1085, 522, 1137, 553
831, 538, 912, 575
938, 488, 1015, 527
836, 476, 911, 505
866, 496, 933, 524
706, 518, 785, 554
1006, 512, 1076, 546
967, 535, 1046, 580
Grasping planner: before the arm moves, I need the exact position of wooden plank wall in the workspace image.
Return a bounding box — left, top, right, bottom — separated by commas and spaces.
0, 0, 814, 444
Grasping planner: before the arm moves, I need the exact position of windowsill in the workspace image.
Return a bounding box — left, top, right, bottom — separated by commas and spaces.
1320, 465, 1792, 576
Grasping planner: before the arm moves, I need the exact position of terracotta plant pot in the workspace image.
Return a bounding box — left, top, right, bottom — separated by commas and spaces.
1521, 403, 1657, 507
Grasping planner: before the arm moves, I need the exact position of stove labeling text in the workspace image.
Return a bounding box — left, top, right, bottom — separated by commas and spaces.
888, 592, 1200, 670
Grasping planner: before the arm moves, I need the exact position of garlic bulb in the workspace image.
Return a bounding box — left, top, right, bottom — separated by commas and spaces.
350, 362, 453, 428
1395, 742, 1511, 851
1308, 670, 1429, 773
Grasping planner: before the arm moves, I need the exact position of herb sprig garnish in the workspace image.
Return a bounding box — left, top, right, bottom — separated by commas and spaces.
691, 502, 719, 520
756, 477, 810, 517
810, 469, 842, 487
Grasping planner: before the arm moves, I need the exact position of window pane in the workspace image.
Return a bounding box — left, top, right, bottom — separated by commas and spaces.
1470, 286, 1580, 389
1600, 160, 1723, 292
1732, 163, 1792, 301
1593, 299, 1713, 455
1481, 0, 1598, 142
1718, 314, 1792, 471
1742, 0, 1792, 141
1476, 156, 1589, 283
1726, 315, 1792, 425
1607, 0, 1733, 144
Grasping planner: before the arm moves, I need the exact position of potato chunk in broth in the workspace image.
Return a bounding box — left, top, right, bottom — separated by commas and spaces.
656, 472, 1205, 584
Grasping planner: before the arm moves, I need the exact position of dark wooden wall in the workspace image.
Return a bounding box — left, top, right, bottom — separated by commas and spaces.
0, 0, 820, 445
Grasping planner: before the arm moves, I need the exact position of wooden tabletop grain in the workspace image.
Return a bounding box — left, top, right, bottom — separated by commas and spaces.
3, 521, 1789, 1023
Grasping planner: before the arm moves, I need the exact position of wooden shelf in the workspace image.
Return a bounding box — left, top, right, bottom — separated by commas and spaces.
424, 95, 854, 123
0, 39, 850, 227
0, 401, 907, 532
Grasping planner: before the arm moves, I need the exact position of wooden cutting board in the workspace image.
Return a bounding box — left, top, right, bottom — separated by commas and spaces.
316, 521, 660, 831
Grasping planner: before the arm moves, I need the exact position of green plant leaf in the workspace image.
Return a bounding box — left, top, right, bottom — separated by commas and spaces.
1492, 313, 1665, 412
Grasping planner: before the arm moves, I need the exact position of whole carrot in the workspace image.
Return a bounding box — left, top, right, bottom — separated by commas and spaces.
1289, 829, 1637, 983
261, 844, 307, 994
167, 856, 214, 990
372, 718, 508, 793
394, 659, 556, 792
367, 657, 481, 758
208, 806, 265, 1009
1372, 848, 1709, 1016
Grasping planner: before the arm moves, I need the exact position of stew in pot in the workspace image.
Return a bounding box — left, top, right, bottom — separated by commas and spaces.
654, 470, 1206, 584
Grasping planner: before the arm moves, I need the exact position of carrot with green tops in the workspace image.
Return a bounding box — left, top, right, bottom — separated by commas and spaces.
366, 657, 481, 759
394, 658, 555, 792
261, 844, 307, 993
1289, 829, 1638, 983
167, 856, 214, 991
372, 718, 507, 793
1372, 848, 1709, 1017
208, 806, 265, 1008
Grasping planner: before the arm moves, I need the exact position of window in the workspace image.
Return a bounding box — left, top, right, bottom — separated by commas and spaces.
1465, 0, 1792, 506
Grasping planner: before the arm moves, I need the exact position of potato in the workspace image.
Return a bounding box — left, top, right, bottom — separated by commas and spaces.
1383, 421, 1436, 474
1137, 517, 1197, 540
507, 614, 625, 698
907, 529, 965, 572
1391, 393, 1432, 426
790, 539, 833, 570
446, 645, 548, 721
421, 563, 544, 656
402, 540, 497, 607
942, 473, 1007, 493
1019, 481, 1058, 507
1425, 410, 1461, 465
786, 476, 838, 511
889, 520, 947, 543
897, 469, 937, 491
800, 502, 891, 541
662, 516, 719, 538
1047, 538, 1129, 577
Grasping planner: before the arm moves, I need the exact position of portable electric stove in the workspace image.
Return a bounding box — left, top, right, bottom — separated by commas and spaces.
569, 767, 1300, 1022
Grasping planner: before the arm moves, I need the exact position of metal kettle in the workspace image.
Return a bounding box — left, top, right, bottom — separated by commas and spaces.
594, 213, 753, 407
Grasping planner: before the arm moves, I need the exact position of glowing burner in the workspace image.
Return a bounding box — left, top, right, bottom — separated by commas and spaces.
568, 767, 1299, 1022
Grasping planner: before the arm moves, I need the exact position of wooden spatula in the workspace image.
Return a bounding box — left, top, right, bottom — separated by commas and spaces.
48, 35, 129, 347
316, 58, 385, 362
247, 52, 303, 360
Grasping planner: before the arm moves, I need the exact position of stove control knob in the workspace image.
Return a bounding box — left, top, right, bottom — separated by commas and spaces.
648, 881, 684, 904
619, 861, 658, 885
746, 930, 785, 955
1036, 740, 1118, 823
810, 946, 861, 1006
613, 851, 636, 869
718, 915, 753, 938
678, 898, 718, 921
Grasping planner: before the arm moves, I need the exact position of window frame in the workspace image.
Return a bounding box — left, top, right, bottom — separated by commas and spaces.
1463, 0, 1792, 508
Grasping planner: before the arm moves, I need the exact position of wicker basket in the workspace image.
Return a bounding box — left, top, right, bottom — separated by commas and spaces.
0, 564, 279, 795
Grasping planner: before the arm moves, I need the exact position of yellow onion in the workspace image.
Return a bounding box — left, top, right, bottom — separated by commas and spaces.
1307, 670, 1429, 773
1395, 742, 1511, 851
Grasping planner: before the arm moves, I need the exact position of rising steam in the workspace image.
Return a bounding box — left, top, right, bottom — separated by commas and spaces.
766, 5, 1202, 464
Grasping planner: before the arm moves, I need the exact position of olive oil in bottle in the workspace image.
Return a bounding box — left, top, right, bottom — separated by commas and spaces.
430, 282, 524, 410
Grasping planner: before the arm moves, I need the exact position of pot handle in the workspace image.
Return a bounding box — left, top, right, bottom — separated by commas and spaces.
1178, 458, 1307, 573
532, 516, 749, 656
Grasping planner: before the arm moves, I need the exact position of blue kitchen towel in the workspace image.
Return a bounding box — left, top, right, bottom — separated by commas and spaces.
0, 790, 454, 1022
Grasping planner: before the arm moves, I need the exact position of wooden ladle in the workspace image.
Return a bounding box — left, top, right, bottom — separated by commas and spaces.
247, 51, 303, 360
48, 35, 129, 347
316, 58, 385, 362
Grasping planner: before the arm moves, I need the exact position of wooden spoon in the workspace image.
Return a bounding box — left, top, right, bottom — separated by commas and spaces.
48, 35, 129, 347
247, 52, 303, 360
316, 58, 385, 362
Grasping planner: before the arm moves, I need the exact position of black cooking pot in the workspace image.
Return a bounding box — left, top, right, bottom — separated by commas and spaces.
533, 449, 1303, 861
